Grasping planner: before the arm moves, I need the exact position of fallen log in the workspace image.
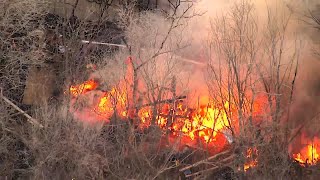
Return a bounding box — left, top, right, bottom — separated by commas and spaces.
179, 149, 232, 172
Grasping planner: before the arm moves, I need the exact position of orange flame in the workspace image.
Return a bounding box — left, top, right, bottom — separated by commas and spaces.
68, 58, 237, 143
67, 60, 320, 171
67, 60, 269, 146
121, 101, 232, 143
244, 147, 258, 171
293, 139, 319, 166
69, 79, 98, 97
69, 79, 233, 144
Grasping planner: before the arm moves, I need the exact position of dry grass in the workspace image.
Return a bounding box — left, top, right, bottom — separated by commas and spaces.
0, 0, 320, 180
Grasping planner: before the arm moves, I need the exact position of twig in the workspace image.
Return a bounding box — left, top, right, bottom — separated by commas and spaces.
81, 40, 206, 66
179, 149, 232, 172
71, 0, 79, 18
81, 40, 127, 48
137, 95, 186, 108
185, 155, 235, 178
0, 88, 43, 128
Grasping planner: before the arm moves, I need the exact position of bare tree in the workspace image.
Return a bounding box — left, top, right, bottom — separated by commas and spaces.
206, 0, 300, 178
206, 1, 260, 173
23, 1, 199, 179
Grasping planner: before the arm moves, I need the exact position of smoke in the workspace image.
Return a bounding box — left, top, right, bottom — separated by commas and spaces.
174, 0, 293, 104
73, 0, 320, 140
178, 0, 320, 135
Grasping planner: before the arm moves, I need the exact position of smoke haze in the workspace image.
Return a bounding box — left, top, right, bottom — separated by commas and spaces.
179, 0, 320, 136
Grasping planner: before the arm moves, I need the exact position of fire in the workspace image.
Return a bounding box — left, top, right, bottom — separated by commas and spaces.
67, 59, 268, 144
67, 61, 320, 172
69, 79, 98, 97
69, 80, 128, 121
69, 78, 233, 143
244, 147, 258, 171
293, 138, 320, 166
178, 104, 230, 142
96, 94, 113, 115
67, 60, 273, 170
95, 87, 127, 116
138, 107, 152, 128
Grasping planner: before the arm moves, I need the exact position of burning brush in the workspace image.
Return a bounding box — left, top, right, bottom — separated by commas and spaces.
292, 137, 320, 166
66, 59, 265, 162
68, 77, 231, 145
66, 59, 319, 176
67, 60, 237, 148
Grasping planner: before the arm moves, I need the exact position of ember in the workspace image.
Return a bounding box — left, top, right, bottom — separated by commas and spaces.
244, 147, 258, 171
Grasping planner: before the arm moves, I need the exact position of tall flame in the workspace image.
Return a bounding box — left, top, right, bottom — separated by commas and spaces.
293, 139, 319, 166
